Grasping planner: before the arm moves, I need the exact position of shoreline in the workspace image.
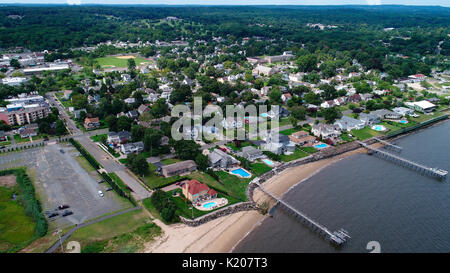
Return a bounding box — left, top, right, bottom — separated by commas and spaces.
143, 118, 449, 253
143, 145, 371, 253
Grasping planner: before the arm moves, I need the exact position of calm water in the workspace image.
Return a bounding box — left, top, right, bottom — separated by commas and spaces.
234, 121, 450, 253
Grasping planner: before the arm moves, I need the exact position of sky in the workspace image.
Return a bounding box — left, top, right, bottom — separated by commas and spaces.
0, 0, 449, 7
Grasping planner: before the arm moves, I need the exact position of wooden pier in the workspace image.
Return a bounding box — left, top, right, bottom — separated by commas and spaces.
357, 141, 448, 180
373, 137, 402, 153
254, 182, 350, 246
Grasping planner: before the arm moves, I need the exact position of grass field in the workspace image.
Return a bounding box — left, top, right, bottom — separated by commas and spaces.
74, 156, 96, 173
96, 56, 150, 68
351, 127, 382, 140
90, 134, 107, 142
249, 162, 272, 176
65, 209, 160, 253
279, 128, 301, 135
160, 158, 182, 165
280, 148, 309, 162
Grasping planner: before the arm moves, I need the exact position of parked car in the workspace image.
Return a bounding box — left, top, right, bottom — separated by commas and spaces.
58, 204, 70, 210
105, 188, 113, 192
59, 149, 65, 154
98, 180, 104, 184
48, 212, 59, 218
62, 210, 73, 217
98, 190, 104, 197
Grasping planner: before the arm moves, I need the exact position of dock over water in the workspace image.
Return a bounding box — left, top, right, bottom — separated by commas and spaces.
357, 141, 448, 180
254, 182, 350, 246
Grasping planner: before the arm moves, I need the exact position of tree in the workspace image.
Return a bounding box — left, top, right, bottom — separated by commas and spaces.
296, 54, 317, 73
55, 120, 67, 136
117, 116, 132, 131
150, 99, 169, 118
71, 94, 87, 109
173, 140, 200, 160
10, 59, 21, 69
105, 115, 118, 132
322, 107, 341, 123
143, 128, 163, 155
195, 154, 209, 171
269, 88, 282, 104
127, 153, 149, 176
291, 106, 307, 120
127, 58, 136, 71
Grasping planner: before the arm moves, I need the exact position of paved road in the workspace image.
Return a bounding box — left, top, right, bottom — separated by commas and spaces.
76, 135, 151, 200
46, 92, 82, 136
46, 206, 142, 253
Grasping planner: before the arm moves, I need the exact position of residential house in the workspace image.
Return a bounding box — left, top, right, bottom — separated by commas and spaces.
334, 116, 365, 131
311, 124, 341, 140
137, 104, 150, 115
160, 160, 197, 178
237, 146, 264, 161
359, 113, 380, 125
120, 141, 144, 155
107, 131, 132, 146
84, 117, 100, 130
182, 179, 217, 203
288, 131, 316, 146
281, 93, 292, 103
370, 109, 402, 120
208, 148, 240, 169
262, 130, 296, 155
392, 107, 414, 116
126, 110, 139, 120
19, 128, 37, 139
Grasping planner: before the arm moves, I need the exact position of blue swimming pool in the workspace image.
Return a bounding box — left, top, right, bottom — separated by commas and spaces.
260, 113, 268, 118
231, 168, 251, 177
372, 125, 387, 132
203, 202, 217, 209
314, 143, 329, 149
263, 159, 275, 166
399, 120, 408, 124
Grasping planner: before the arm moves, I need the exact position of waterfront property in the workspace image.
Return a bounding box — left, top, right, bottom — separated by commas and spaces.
182, 179, 217, 204
208, 148, 240, 169
237, 146, 264, 162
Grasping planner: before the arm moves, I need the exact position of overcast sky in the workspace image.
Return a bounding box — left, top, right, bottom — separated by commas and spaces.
0, 0, 449, 7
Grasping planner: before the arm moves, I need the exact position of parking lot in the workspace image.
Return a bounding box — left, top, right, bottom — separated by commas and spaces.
0, 143, 129, 230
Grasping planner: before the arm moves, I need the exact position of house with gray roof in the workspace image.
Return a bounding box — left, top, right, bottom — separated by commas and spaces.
208, 149, 240, 169
120, 141, 144, 155
359, 113, 380, 125
334, 116, 365, 131
237, 146, 264, 161
160, 160, 197, 177
261, 130, 296, 155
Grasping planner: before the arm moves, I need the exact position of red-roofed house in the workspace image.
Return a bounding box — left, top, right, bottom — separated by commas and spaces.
182, 179, 217, 203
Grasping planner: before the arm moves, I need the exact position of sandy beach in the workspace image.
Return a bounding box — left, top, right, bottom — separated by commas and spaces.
143, 145, 379, 253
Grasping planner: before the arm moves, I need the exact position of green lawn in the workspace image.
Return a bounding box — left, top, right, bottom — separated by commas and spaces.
0, 141, 11, 146
96, 56, 150, 68
55, 92, 73, 108
74, 156, 96, 173
160, 158, 182, 165
226, 141, 254, 151
299, 146, 318, 154
109, 173, 131, 195
90, 134, 107, 142
0, 185, 37, 253
280, 148, 309, 162
249, 162, 272, 176
13, 134, 30, 144
66, 209, 161, 253
351, 126, 382, 140
279, 128, 300, 136
216, 171, 251, 201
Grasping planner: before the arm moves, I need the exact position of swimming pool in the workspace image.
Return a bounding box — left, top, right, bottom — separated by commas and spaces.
263, 159, 275, 166
314, 143, 329, 149
399, 120, 408, 124
372, 125, 387, 132
260, 113, 269, 118
231, 168, 251, 177
203, 202, 217, 209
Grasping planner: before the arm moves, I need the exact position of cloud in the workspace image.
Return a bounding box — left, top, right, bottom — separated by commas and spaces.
67, 0, 82, 5
366, 0, 382, 4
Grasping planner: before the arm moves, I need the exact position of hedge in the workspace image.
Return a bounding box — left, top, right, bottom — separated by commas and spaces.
0, 168, 47, 238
